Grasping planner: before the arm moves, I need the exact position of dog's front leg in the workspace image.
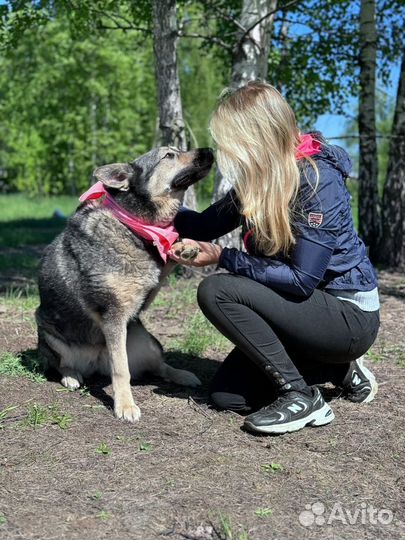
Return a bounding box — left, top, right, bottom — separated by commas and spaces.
102, 321, 141, 422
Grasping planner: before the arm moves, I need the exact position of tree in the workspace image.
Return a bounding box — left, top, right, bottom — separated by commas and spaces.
378, 48, 405, 269
358, 0, 380, 258
151, 0, 196, 209
212, 0, 278, 249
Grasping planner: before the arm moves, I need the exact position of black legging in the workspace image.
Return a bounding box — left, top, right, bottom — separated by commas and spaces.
197, 273, 380, 413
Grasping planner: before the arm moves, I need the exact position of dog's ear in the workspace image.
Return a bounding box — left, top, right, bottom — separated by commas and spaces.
93, 163, 133, 191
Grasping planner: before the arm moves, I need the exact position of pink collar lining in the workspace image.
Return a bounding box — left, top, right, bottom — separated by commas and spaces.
79, 182, 178, 263
295, 133, 321, 159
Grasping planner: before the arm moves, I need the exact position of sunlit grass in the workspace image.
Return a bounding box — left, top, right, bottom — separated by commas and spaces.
0, 194, 78, 222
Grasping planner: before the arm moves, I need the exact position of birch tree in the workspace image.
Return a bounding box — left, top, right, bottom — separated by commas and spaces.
213, 0, 278, 249
358, 0, 380, 258
152, 0, 196, 209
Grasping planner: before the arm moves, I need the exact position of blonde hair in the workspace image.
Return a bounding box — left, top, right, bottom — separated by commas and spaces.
209, 81, 317, 257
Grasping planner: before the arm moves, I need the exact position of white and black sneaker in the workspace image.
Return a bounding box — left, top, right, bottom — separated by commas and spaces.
243, 386, 334, 435
342, 356, 378, 403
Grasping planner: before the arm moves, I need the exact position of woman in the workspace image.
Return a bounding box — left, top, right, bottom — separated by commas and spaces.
169, 81, 380, 435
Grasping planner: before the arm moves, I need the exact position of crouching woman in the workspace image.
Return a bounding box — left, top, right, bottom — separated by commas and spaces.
169, 82, 380, 435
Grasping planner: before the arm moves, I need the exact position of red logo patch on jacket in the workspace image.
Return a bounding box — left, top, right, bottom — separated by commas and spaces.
308, 212, 323, 228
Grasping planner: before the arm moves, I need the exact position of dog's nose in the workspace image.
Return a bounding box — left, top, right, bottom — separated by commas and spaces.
196, 148, 214, 164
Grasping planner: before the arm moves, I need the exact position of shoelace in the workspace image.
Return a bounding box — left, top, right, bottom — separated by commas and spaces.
261, 392, 301, 411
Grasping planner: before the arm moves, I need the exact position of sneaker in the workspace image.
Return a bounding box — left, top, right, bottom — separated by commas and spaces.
243, 386, 334, 434
342, 356, 378, 403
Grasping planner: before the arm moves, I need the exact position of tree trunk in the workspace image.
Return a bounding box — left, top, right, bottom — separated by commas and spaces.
151, 0, 196, 209
213, 0, 277, 249
378, 48, 405, 269
358, 0, 380, 259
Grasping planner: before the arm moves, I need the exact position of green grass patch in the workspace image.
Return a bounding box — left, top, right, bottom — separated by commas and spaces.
169, 311, 230, 356
0, 194, 77, 248
0, 194, 78, 222
255, 507, 273, 518
23, 403, 73, 429
0, 350, 46, 383
3, 286, 39, 310
96, 443, 112, 456
0, 252, 39, 272
261, 462, 283, 474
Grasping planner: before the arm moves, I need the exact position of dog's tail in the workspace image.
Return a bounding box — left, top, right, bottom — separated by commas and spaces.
158, 362, 201, 387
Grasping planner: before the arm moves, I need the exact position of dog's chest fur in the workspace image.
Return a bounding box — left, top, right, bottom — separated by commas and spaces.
39, 205, 165, 332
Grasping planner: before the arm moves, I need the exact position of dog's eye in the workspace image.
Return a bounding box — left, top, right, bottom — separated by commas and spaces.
163, 152, 175, 160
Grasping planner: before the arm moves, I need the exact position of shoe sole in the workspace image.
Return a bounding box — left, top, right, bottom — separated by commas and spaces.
354, 356, 378, 403
243, 402, 335, 435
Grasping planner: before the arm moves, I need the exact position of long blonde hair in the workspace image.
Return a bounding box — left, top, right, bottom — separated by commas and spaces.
210, 81, 312, 257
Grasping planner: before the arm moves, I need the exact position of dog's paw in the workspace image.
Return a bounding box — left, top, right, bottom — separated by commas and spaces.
114, 400, 141, 423
61, 373, 83, 390
172, 242, 200, 261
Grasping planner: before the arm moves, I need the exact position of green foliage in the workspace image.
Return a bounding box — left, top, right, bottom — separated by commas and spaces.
0, 19, 157, 195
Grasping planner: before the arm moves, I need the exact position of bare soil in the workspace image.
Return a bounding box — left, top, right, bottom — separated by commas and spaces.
0, 266, 404, 540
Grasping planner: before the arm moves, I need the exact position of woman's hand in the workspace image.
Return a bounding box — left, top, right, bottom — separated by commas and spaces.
168, 239, 223, 267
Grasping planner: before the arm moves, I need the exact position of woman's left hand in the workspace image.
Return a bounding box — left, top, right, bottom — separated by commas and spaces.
168, 239, 223, 267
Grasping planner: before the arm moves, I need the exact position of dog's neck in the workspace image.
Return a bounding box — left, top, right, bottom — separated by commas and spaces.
108, 189, 180, 226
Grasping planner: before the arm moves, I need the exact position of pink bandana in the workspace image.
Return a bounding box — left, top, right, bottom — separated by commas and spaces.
79, 181, 179, 262
295, 133, 321, 159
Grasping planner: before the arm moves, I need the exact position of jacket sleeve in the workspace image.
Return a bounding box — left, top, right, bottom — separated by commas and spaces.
174, 189, 243, 241
218, 166, 343, 297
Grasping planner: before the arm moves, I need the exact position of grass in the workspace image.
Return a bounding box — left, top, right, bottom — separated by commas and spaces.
23, 403, 72, 429
261, 462, 283, 473
170, 311, 230, 356
96, 443, 112, 456
254, 508, 273, 518
24, 403, 49, 428
0, 194, 78, 222
0, 405, 18, 429
3, 286, 39, 310
138, 441, 152, 452
0, 351, 46, 383
96, 510, 111, 521
0, 193, 77, 248
218, 513, 233, 540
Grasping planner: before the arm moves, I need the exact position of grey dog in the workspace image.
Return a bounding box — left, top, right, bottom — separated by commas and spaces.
36, 147, 214, 422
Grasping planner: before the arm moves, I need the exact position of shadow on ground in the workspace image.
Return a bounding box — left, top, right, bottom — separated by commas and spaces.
17, 347, 221, 412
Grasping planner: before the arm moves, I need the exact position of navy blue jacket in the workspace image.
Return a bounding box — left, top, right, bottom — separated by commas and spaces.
174, 143, 378, 298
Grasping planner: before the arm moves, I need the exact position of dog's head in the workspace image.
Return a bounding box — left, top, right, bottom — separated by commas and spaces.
92, 147, 214, 224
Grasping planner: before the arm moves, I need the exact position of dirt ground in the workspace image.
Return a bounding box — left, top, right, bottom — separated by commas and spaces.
0, 264, 404, 540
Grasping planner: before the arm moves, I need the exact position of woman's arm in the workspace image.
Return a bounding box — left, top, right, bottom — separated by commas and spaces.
174, 189, 243, 241
218, 233, 337, 297
218, 167, 343, 297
